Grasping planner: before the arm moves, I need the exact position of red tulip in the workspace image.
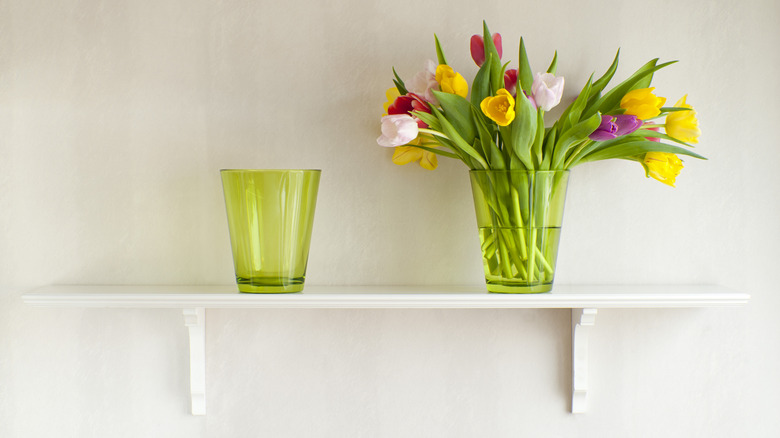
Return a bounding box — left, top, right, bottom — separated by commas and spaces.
504, 69, 518, 96
387, 93, 432, 128
470, 33, 502, 67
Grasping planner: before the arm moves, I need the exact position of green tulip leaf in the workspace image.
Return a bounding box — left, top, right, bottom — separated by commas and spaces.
532, 107, 545, 166
518, 37, 534, 95
471, 54, 493, 107
430, 106, 488, 169
471, 106, 506, 169
392, 68, 408, 95
629, 58, 660, 91
552, 111, 602, 169
410, 144, 461, 160
481, 21, 504, 93
413, 111, 441, 131
508, 92, 537, 169
547, 51, 558, 74
432, 90, 477, 144
660, 106, 694, 113
577, 140, 706, 164
564, 75, 594, 128
434, 34, 448, 66
631, 129, 695, 147
589, 49, 620, 100
583, 60, 677, 118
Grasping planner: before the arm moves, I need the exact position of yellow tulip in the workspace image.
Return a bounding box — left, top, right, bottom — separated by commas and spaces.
480, 89, 516, 126
644, 152, 683, 187
435, 65, 468, 98
620, 87, 666, 120
665, 95, 701, 144
392, 138, 438, 170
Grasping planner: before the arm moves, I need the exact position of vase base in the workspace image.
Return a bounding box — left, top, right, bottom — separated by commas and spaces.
236, 278, 305, 293
486, 283, 553, 294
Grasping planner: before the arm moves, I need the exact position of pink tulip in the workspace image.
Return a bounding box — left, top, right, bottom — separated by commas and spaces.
531, 72, 564, 111
407, 60, 440, 105
644, 123, 661, 142
470, 33, 502, 67
377, 114, 419, 147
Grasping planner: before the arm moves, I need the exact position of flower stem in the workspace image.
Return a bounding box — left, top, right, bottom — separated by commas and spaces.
563, 139, 591, 169
419, 128, 450, 140
535, 246, 554, 275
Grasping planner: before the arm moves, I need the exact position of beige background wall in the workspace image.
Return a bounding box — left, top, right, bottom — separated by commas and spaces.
1, 0, 778, 436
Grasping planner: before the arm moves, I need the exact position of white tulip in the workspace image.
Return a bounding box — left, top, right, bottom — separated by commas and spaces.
377, 114, 419, 147
531, 72, 564, 111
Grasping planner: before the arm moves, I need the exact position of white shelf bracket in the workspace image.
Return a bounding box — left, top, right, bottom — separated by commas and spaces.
571, 308, 597, 413
182, 307, 206, 416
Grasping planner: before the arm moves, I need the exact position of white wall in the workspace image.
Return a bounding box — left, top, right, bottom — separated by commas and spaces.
1, 0, 778, 436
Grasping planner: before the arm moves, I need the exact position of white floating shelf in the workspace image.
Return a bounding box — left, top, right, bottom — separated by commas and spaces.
22, 284, 748, 415
22, 284, 748, 308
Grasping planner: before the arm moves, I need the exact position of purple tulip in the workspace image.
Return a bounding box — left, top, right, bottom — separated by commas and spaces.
589, 114, 643, 141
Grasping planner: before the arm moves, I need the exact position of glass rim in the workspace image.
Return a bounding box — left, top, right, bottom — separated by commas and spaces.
220, 169, 321, 173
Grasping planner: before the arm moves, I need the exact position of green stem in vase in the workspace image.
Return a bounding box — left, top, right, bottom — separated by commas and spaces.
510, 186, 529, 260
535, 245, 554, 275
527, 227, 537, 281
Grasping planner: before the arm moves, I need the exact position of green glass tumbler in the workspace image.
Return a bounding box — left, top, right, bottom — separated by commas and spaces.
469, 170, 570, 293
221, 169, 321, 293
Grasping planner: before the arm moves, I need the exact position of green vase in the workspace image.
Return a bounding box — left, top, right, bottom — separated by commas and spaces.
469, 170, 570, 293
221, 169, 321, 293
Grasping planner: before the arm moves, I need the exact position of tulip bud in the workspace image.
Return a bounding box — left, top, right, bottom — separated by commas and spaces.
470, 33, 503, 67
504, 69, 518, 97
589, 115, 642, 141
377, 114, 419, 147
531, 72, 564, 111
643, 152, 683, 187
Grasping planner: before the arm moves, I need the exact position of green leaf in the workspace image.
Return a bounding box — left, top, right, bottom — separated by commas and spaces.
577, 140, 707, 164
509, 154, 527, 170
506, 93, 536, 169
540, 147, 552, 169
413, 111, 441, 131
562, 75, 594, 129
547, 51, 558, 74
481, 21, 504, 93
659, 106, 693, 113
631, 129, 694, 147
565, 135, 626, 168
434, 34, 448, 65
589, 49, 619, 100
410, 144, 460, 160
430, 106, 488, 169
629, 58, 659, 91
432, 90, 477, 144
471, 106, 505, 169
541, 128, 557, 170
471, 54, 493, 107
418, 133, 472, 166
532, 107, 545, 166
552, 112, 602, 169
582, 60, 677, 118
392, 68, 408, 95
518, 37, 534, 95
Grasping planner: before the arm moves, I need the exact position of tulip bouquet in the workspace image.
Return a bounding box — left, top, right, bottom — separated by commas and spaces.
376, 22, 705, 292
377, 21, 703, 182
